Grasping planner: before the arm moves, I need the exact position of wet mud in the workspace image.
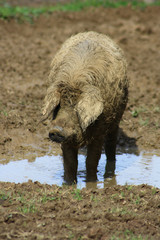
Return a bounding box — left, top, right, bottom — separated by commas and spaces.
0, 181, 160, 240
0, 2, 160, 239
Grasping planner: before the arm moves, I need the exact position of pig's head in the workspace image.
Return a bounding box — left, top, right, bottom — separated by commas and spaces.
42, 84, 103, 146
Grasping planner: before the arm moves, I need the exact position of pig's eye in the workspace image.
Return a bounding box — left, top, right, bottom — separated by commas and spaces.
53, 104, 60, 120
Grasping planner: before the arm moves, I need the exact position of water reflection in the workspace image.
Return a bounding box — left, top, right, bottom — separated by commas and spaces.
116, 151, 160, 187
0, 150, 160, 188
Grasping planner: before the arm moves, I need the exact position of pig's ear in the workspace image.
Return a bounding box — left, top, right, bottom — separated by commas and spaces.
76, 87, 103, 131
41, 87, 60, 121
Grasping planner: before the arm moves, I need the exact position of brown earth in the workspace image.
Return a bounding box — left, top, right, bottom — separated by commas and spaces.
0, 2, 160, 239
0, 181, 160, 240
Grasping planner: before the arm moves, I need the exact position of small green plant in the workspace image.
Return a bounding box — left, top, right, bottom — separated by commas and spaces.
19, 203, 36, 213
0, 192, 8, 201
120, 191, 125, 198
0, 108, 8, 116
139, 117, 149, 126
111, 229, 148, 240
66, 224, 72, 229
72, 188, 82, 200
131, 106, 147, 118
124, 230, 146, 240
151, 187, 157, 195
125, 185, 133, 191
153, 106, 160, 113
65, 224, 75, 239
77, 237, 82, 240
109, 207, 130, 215
40, 194, 56, 203
68, 232, 74, 239
17, 192, 25, 203
155, 121, 160, 129
130, 192, 133, 201
129, 193, 141, 205
90, 194, 99, 203
131, 109, 139, 118
135, 196, 141, 205
111, 193, 119, 200
2, 110, 8, 116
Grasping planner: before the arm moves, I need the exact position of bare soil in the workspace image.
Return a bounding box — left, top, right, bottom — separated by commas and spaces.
0, 2, 160, 239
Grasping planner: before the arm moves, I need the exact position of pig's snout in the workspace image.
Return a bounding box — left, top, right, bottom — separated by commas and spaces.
49, 126, 65, 143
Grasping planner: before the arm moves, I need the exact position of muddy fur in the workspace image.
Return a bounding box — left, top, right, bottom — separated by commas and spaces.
42, 31, 128, 183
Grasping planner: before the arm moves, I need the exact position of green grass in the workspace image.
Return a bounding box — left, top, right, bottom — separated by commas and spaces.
0, 191, 9, 201
72, 188, 82, 200
0, 188, 58, 214
0, 0, 160, 21
131, 106, 147, 118
0, 102, 8, 116
139, 117, 149, 126
109, 206, 131, 215
111, 230, 149, 240
40, 194, 56, 203
18, 203, 36, 213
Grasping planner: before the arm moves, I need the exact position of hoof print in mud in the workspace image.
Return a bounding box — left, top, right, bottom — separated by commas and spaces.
42, 31, 128, 184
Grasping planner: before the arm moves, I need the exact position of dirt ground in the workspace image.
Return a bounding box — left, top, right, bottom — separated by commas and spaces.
0, 2, 160, 239
0, 181, 160, 240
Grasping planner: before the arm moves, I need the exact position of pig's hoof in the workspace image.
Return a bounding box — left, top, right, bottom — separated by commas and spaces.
86, 175, 97, 182
63, 178, 77, 185
104, 170, 115, 179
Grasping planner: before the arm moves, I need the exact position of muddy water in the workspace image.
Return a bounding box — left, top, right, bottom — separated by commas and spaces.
0, 150, 160, 189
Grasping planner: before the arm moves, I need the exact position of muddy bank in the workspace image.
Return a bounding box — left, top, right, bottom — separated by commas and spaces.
0, 181, 160, 240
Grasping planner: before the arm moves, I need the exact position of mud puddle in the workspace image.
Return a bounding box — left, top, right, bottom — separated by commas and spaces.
0, 149, 160, 189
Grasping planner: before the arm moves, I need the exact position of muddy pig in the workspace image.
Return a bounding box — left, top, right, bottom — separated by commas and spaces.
42, 31, 128, 184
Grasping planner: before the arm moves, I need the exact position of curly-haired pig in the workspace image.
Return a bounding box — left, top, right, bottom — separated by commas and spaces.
42, 31, 128, 184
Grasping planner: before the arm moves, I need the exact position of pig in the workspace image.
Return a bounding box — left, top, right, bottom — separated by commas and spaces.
42, 31, 128, 184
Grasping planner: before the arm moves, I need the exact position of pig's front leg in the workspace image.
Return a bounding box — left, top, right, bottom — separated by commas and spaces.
104, 126, 119, 178
86, 139, 103, 182
61, 142, 78, 184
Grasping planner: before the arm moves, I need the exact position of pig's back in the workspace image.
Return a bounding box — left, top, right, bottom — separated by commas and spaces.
49, 31, 127, 96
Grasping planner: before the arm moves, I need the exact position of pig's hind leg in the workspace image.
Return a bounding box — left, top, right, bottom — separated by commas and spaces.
86, 138, 103, 182
104, 125, 119, 178
61, 143, 78, 184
